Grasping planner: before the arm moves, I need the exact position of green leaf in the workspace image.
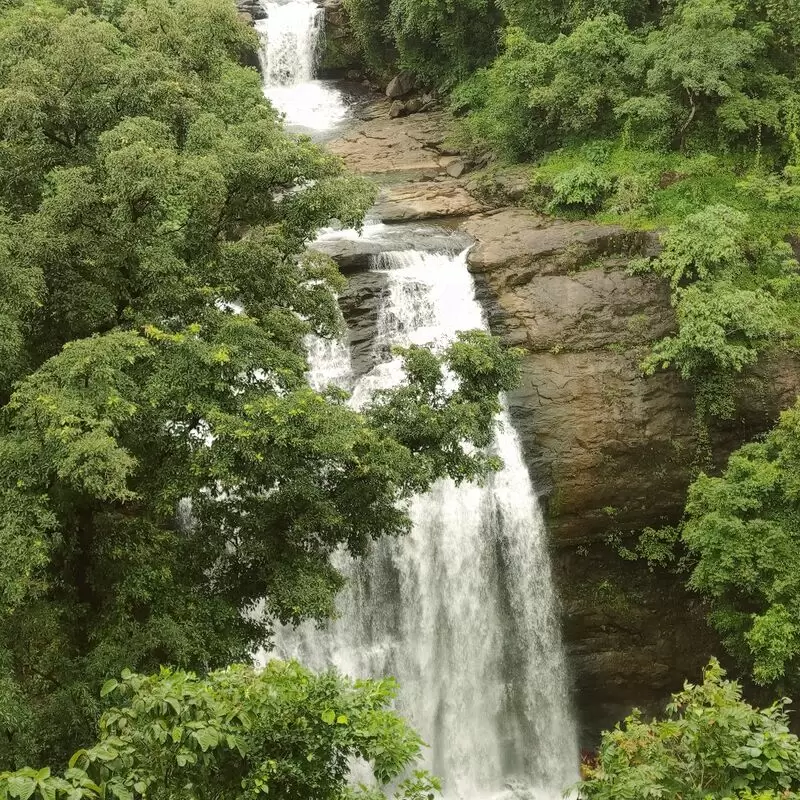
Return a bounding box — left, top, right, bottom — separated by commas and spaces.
336, 714, 348, 725
320, 709, 335, 725
7, 777, 35, 800
101, 679, 119, 698
767, 758, 784, 772
192, 727, 220, 752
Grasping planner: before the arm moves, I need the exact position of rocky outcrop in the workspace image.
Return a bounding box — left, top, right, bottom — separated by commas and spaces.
328, 104, 460, 176
376, 179, 487, 222
462, 207, 800, 744
319, 0, 363, 75
235, 0, 266, 23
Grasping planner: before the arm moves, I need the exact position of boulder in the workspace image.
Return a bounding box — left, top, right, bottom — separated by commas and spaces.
388, 100, 408, 119
385, 70, 415, 99
445, 159, 470, 178
404, 97, 424, 114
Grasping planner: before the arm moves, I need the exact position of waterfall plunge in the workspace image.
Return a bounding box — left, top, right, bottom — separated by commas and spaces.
257, 0, 348, 132
270, 249, 579, 799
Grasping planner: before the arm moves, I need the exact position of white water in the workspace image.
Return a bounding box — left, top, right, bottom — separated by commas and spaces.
256, 0, 348, 132
270, 249, 579, 799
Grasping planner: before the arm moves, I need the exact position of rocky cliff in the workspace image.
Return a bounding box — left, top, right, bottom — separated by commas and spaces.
320, 100, 800, 746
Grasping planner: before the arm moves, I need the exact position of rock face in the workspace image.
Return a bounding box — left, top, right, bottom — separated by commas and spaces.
376, 179, 487, 222
325, 107, 800, 746
462, 208, 800, 744
339, 271, 388, 377
319, 0, 363, 75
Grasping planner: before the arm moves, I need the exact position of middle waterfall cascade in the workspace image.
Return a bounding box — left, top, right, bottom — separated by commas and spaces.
257, 0, 348, 132
272, 247, 579, 799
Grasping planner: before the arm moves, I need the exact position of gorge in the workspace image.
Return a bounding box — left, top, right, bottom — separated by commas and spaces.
255, 0, 800, 767
257, 2, 579, 795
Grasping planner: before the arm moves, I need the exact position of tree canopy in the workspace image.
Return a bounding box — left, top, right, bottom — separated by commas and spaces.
0, 0, 520, 773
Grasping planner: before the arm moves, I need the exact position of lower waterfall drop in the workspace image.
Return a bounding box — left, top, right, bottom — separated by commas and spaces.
273, 247, 578, 799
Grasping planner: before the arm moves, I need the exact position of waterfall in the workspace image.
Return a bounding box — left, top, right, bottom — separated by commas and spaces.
256, 0, 348, 132
256, 0, 322, 86
270, 248, 579, 799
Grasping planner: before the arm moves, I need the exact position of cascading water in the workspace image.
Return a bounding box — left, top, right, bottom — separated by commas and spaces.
271, 247, 579, 799
256, 0, 348, 132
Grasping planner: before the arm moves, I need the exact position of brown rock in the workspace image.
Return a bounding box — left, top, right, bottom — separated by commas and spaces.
385, 70, 415, 98
376, 179, 487, 222
445, 159, 470, 178
328, 108, 458, 176
463, 208, 648, 280
464, 205, 800, 745
388, 100, 408, 119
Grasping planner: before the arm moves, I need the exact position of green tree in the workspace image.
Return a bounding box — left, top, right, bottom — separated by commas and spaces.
453, 16, 634, 160
633, 205, 799, 417
0, 0, 521, 770
578, 659, 800, 799
681, 399, 800, 687
617, 0, 793, 151
0, 661, 441, 800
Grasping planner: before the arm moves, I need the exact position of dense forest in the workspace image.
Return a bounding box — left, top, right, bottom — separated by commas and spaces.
0, 0, 519, 795
3, 0, 800, 795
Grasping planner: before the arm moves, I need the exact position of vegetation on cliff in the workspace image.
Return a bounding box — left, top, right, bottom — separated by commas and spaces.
579, 659, 800, 799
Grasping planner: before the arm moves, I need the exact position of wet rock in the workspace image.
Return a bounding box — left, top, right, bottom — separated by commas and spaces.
319, 0, 363, 74
328, 108, 459, 176
376, 179, 486, 222
339, 271, 389, 378
463, 206, 800, 746
389, 100, 408, 119
385, 70, 415, 99
234, 0, 266, 21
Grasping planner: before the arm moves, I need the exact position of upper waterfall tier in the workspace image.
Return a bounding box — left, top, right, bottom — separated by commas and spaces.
257, 0, 348, 133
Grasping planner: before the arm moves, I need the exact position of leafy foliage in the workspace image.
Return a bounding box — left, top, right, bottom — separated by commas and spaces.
631, 205, 799, 417
0, 662, 441, 800
681, 400, 800, 687
454, 17, 634, 160
0, 0, 520, 771
578, 659, 800, 799
452, 0, 799, 158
